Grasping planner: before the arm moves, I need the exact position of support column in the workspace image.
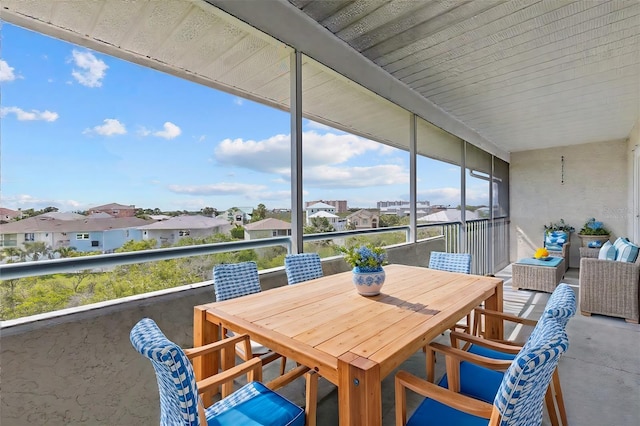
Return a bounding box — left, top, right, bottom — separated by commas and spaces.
290, 50, 304, 254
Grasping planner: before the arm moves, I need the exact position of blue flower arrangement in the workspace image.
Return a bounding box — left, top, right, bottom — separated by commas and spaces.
579, 218, 610, 236
339, 244, 387, 272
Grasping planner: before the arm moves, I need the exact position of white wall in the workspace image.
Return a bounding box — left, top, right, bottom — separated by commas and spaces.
627, 117, 639, 241
510, 139, 630, 267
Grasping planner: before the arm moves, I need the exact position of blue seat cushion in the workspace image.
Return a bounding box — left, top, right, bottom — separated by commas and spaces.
438, 361, 505, 404
407, 394, 489, 426
206, 382, 305, 426
467, 344, 516, 361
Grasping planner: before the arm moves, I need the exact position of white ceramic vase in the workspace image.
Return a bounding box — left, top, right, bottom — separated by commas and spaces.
352, 268, 385, 296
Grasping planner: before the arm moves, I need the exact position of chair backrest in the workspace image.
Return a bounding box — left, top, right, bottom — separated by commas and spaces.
543, 283, 577, 328
493, 318, 569, 425
428, 251, 472, 274
285, 253, 323, 285
213, 261, 261, 302
130, 318, 201, 426
520, 283, 576, 355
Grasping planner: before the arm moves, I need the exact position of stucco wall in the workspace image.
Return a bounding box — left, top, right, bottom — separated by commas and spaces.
628, 117, 639, 241
510, 139, 630, 266
0, 239, 444, 425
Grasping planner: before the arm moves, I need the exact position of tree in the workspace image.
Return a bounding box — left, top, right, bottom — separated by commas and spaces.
201, 206, 217, 217
3, 247, 25, 263
230, 225, 245, 239
251, 204, 267, 222
55, 246, 78, 258
304, 217, 335, 234
23, 242, 49, 261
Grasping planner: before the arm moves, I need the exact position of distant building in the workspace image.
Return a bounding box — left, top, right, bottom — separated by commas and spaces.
244, 218, 291, 240
347, 209, 379, 229
377, 200, 431, 216
0, 207, 21, 222
138, 215, 232, 246
220, 207, 254, 226
88, 202, 136, 218
305, 200, 348, 213
0, 213, 151, 252
305, 202, 337, 225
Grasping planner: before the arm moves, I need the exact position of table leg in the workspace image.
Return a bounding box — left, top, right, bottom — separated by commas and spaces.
484, 282, 504, 340
338, 353, 381, 426
193, 305, 219, 405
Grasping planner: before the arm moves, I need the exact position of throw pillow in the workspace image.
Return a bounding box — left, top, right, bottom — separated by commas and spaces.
614, 238, 639, 263
598, 240, 616, 261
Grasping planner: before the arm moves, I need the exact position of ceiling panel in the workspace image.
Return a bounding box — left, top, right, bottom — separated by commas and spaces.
2, 0, 638, 156
289, 0, 640, 152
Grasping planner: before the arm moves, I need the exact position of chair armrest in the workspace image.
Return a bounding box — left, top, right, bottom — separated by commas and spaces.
265, 364, 310, 390
429, 342, 513, 370
197, 357, 262, 395
184, 333, 252, 359
395, 370, 493, 422
449, 331, 521, 355
474, 307, 538, 327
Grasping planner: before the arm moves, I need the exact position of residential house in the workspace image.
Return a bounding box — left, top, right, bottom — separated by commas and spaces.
0, 207, 21, 222
87, 202, 136, 218
305, 200, 348, 213
220, 207, 254, 226
305, 202, 336, 225
377, 200, 431, 216
0, 213, 151, 252
243, 218, 291, 240
137, 215, 232, 246
346, 209, 379, 230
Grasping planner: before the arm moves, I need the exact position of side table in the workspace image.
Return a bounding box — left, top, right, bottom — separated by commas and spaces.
512, 257, 565, 293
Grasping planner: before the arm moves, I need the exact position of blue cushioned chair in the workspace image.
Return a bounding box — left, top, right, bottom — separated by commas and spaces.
428, 251, 474, 339
396, 315, 568, 426
213, 261, 286, 375
285, 253, 323, 285
428, 251, 472, 274
544, 231, 571, 271
130, 318, 317, 426
431, 284, 576, 426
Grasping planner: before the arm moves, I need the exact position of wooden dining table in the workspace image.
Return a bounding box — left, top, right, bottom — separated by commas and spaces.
193, 263, 503, 426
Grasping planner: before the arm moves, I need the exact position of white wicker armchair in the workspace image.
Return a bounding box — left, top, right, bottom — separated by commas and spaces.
579, 249, 640, 323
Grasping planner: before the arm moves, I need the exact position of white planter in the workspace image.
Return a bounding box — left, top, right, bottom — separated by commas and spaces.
577, 234, 610, 248
352, 268, 386, 296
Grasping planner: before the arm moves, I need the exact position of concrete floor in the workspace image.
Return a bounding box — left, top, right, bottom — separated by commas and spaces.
268, 266, 640, 425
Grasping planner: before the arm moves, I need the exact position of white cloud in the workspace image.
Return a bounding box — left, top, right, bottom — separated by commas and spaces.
417, 187, 461, 206
167, 183, 291, 204
215, 131, 385, 173
137, 126, 152, 137
213, 130, 405, 189
233, 97, 244, 106
1, 194, 83, 212
70, 50, 108, 87
0, 59, 17, 82
0, 106, 59, 122
168, 183, 268, 196
84, 118, 127, 136
153, 122, 181, 139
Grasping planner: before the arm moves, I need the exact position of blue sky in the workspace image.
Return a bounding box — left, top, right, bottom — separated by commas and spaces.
1, 23, 486, 213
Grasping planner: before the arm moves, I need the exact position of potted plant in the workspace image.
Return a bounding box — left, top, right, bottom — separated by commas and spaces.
339, 243, 387, 296
577, 218, 610, 248
543, 219, 575, 235
543, 219, 574, 252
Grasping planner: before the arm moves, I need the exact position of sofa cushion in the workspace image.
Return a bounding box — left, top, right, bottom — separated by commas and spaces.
545, 231, 568, 251
613, 238, 639, 263
598, 241, 617, 261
